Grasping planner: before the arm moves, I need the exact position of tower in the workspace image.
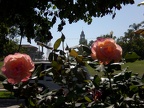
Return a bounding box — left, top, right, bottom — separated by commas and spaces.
79, 30, 87, 45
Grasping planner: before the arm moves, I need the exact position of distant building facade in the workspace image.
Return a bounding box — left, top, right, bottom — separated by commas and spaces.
79, 30, 87, 45
78, 30, 88, 55
21, 44, 44, 60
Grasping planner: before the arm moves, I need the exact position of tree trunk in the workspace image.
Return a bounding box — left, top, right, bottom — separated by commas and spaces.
18, 35, 23, 52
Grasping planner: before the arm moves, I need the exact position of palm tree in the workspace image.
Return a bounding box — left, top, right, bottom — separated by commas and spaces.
140, 21, 144, 27
129, 23, 141, 30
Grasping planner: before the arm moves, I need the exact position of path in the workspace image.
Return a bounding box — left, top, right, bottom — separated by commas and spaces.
0, 99, 25, 108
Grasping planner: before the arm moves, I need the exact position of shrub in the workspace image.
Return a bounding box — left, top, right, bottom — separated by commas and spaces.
125, 52, 139, 62
0, 37, 144, 108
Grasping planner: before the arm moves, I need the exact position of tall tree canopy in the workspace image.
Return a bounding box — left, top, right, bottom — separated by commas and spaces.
117, 21, 144, 59
0, 0, 134, 43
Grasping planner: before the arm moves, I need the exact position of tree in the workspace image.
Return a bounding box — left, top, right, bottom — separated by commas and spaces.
88, 32, 116, 48
0, 0, 134, 43
88, 40, 94, 47
3, 39, 18, 54
129, 23, 141, 30
117, 22, 144, 59
98, 31, 117, 39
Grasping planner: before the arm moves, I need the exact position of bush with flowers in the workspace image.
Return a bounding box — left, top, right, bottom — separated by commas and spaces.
0, 36, 144, 108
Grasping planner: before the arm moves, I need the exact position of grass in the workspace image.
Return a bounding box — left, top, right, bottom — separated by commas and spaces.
121, 60, 144, 76
88, 60, 144, 77
0, 91, 14, 99
0, 62, 13, 99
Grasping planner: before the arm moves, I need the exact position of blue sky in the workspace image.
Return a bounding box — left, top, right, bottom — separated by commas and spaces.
22, 0, 144, 57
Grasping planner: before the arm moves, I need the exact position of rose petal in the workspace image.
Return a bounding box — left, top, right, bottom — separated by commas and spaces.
1, 53, 35, 84
91, 38, 122, 65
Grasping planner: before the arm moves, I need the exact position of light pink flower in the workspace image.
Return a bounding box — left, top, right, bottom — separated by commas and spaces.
1, 53, 35, 84
91, 38, 122, 65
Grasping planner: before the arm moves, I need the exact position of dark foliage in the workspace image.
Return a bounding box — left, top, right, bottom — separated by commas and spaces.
0, 0, 134, 43
1, 36, 144, 108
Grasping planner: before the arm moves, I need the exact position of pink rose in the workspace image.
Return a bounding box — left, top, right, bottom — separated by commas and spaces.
91, 38, 122, 65
1, 53, 35, 84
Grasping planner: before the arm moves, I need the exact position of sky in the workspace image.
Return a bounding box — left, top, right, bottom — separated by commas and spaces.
22, 0, 144, 57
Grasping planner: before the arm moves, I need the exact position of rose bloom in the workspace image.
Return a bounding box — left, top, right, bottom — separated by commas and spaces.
1, 53, 35, 84
91, 38, 122, 65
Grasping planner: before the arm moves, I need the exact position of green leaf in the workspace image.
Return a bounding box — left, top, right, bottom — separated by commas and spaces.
61, 33, 65, 42
28, 97, 35, 107
124, 97, 134, 101
93, 75, 101, 87
65, 44, 69, 50
129, 85, 138, 93
59, 50, 66, 55
96, 64, 106, 72
52, 16, 56, 24
69, 49, 78, 57
48, 52, 58, 61
52, 60, 62, 71
124, 71, 132, 80
81, 45, 91, 55
32, 64, 42, 77
84, 96, 92, 102
76, 56, 83, 64
85, 63, 96, 76
48, 52, 53, 61
80, 103, 86, 108
75, 69, 86, 81
142, 75, 144, 83
53, 5, 57, 9
39, 68, 53, 77
113, 72, 124, 82
54, 38, 61, 50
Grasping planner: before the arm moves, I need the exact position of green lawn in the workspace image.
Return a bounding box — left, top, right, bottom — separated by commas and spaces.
0, 91, 14, 99
121, 60, 144, 76
88, 60, 144, 76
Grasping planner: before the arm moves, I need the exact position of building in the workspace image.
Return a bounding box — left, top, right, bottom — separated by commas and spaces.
78, 30, 88, 55
79, 30, 87, 45
21, 44, 44, 60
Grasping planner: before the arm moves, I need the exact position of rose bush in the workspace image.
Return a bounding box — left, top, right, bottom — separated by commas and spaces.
91, 38, 122, 65
1, 53, 35, 84
0, 37, 144, 108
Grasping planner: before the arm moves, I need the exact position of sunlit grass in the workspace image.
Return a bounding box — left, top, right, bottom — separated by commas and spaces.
121, 60, 144, 76
88, 60, 144, 76
0, 91, 14, 99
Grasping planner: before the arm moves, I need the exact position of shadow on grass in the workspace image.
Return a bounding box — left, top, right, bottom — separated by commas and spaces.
0, 91, 14, 99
